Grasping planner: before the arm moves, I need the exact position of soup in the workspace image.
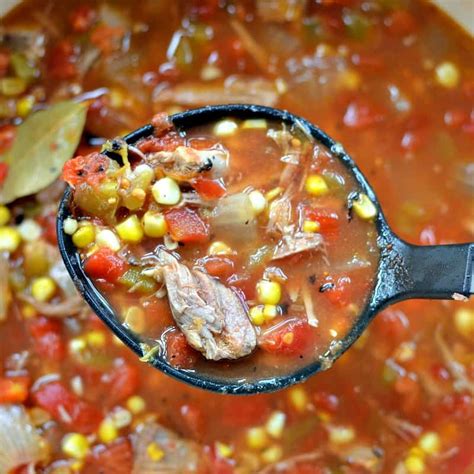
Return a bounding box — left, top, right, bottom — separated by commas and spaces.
63, 113, 379, 379
0, 0, 473, 473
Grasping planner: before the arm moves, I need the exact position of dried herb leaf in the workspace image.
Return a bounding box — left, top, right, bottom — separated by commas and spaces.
0, 101, 87, 204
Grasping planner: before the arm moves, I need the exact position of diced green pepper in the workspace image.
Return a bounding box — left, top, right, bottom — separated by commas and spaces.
118, 267, 158, 294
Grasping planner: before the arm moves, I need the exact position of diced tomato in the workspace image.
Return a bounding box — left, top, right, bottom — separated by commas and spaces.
85, 438, 133, 474
48, 40, 78, 80
166, 329, 198, 368
84, 248, 129, 284
103, 360, 139, 406
322, 275, 352, 307
91, 25, 125, 54
385, 10, 417, 36
259, 319, 313, 356
304, 207, 340, 233
37, 213, 58, 245
192, 178, 226, 200
228, 274, 256, 300
33, 381, 103, 433
0, 162, 8, 186
372, 308, 409, 341
0, 124, 16, 154
29, 317, 66, 361
180, 403, 205, 439
0, 376, 30, 404
343, 99, 385, 129
69, 5, 96, 33
165, 207, 210, 243
203, 256, 235, 280
221, 395, 271, 427
137, 134, 185, 153
0, 52, 10, 77
62, 153, 110, 188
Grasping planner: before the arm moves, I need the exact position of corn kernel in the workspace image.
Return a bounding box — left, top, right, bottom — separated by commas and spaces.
0, 226, 21, 252
339, 69, 361, 90
261, 445, 283, 464
213, 119, 238, 136
249, 190, 267, 215
249, 305, 265, 326
329, 425, 355, 444
404, 455, 425, 473
200, 64, 222, 81
69, 337, 87, 354
152, 177, 181, 205
302, 220, 321, 233
453, 308, 474, 339
16, 94, 35, 117
305, 175, 329, 196
215, 441, 233, 458
265, 187, 283, 202
72, 225, 95, 248
418, 431, 441, 455
124, 306, 146, 333
265, 411, 286, 438
242, 119, 267, 129
22, 304, 37, 319
246, 427, 269, 450
147, 442, 165, 461
96, 229, 121, 251
126, 395, 146, 414
98, 418, 119, 443
18, 219, 42, 242
257, 280, 282, 305
31, 277, 56, 302
263, 304, 278, 321
61, 433, 90, 459
352, 193, 377, 220
116, 215, 144, 243
86, 330, 106, 348
111, 407, 132, 429
208, 241, 233, 256
71, 460, 85, 472
0, 206, 11, 226
142, 211, 168, 238
435, 61, 460, 89
63, 218, 78, 235
288, 386, 308, 412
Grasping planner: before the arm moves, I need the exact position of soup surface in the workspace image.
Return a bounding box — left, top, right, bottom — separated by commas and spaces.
0, 0, 473, 473
64, 113, 379, 380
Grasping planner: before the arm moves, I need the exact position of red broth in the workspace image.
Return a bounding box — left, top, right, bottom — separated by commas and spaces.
0, 1, 473, 473
64, 116, 379, 380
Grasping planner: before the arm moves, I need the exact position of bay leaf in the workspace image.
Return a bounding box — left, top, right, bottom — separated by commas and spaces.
0, 101, 87, 204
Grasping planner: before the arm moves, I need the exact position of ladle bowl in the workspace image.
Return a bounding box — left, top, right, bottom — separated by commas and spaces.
57, 104, 474, 394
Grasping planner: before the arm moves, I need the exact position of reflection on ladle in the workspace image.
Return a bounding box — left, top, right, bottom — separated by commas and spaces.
57, 104, 474, 394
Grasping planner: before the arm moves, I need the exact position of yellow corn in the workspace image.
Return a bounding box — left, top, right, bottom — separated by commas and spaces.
288, 386, 308, 412
115, 215, 144, 243
86, 330, 106, 348
22, 304, 37, 319
453, 308, 474, 339
16, 95, 35, 117
98, 418, 119, 444
404, 454, 425, 473
142, 211, 168, 238
151, 177, 181, 205
61, 433, 90, 459
352, 193, 377, 220
215, 441, 233, 458
31, 277, 56, 302
302, 220, 321, 233
305, 175, 329, 196
213, 119, 238, 136
96, 229, 121, 251
249, 306, 265, 326
72, 225, 95, 248
147, 442, 165, 461
418, 431, 441, 455
126, 395, 146, 414
257, 280, 281, 305
263, 305, 278, 321
249, 190, 267, 215
242, 119, 267, 129
265, 411, 286, 438
246, 427, 269, 450
208, 241, 233, 256
0, 226, 21, 252
329, 425, 356, 444
261, 445, 283, 464
435, 61, 460, 88
69, 337, 87, 355
63, 218, 79, 235
0, 206, 11, 226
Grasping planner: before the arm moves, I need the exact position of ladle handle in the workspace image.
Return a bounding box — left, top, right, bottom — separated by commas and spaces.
392, 242, 473, 301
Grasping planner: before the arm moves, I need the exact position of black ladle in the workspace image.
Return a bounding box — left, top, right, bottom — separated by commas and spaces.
57, 104, 474, 395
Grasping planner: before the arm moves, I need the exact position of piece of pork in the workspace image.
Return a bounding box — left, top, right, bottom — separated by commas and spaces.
273, 228, 324, 260
148, 146, 228, 181
132, 421, 203, 474
152, 250, 257, 361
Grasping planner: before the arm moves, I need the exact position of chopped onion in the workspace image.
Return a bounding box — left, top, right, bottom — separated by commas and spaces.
302, 281, 318, 327
211, 193, 255, 228
0, 405, 44, 473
